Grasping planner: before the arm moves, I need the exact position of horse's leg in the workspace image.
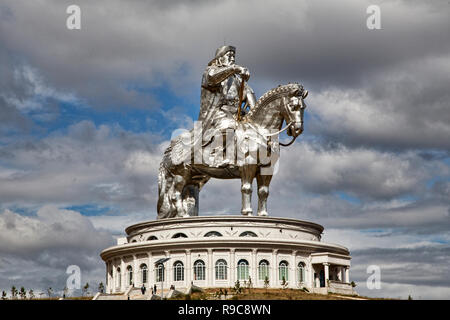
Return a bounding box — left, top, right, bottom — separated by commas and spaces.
172, 174, 188, 217
182, 184, 199, 216
240, 165, 257, 216
256, 172, 273, 216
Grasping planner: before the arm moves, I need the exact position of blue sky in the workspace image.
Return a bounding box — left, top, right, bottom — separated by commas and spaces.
1, 0, 450, 299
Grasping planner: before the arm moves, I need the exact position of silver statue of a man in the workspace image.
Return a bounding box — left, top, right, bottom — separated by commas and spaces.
198, 46, 257, 146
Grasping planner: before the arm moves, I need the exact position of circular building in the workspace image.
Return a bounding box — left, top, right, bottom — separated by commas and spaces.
100, 216, 355, 296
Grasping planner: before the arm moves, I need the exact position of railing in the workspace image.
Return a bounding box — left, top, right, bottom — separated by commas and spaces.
328, 280, 354, 294
329, 280, 351, 289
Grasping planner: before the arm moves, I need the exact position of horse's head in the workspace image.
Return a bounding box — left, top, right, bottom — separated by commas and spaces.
282, 84, 308, 137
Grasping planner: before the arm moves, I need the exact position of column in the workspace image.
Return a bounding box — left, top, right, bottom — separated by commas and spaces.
308, 262, 314, 289
120, 257, 125, 292
186, 250, 192, 287
324, 263, 330, 287
345, 267, 350, 283
271, 249, 278, 287
104, 262, 108, 293
133, 255, 138, 287
230, 249, 235, 285
147, 252, 153, 289
207, 249, 213, 287
111, 261, 116, 293
290, 251, 297, 289
108, 262, 112, 293
251, 249, 257, 286
164, 250, 170, 287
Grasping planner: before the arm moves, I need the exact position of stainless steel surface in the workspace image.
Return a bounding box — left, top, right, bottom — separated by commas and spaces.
157, 47, 307, 219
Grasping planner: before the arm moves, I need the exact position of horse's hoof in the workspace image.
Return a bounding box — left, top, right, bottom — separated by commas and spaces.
241, 210, 253, 216
258, 211, 268, 216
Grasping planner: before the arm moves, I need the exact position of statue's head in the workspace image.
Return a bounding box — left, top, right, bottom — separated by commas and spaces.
208, 45, 236, 66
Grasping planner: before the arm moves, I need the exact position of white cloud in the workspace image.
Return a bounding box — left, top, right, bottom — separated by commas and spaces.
1, 0, 449, 299
0, 206, 114, 293
0, 121, 162, 211
0, 205, 113, 255
275, 141, 445, 200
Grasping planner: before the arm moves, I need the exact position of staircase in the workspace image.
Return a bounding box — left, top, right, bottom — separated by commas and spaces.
93, 286, 189, 300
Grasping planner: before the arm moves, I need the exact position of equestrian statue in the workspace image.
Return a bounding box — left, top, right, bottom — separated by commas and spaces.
157, 46, 308, 219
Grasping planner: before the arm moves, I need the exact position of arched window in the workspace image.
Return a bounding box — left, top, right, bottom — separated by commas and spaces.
116, 267, 121, 288
172, 233, 188, 238
140, 264, 148, 284
127, 265, 133, 286
239, 231, 257, 237
237, 259, 249, 281
279, 261, 289, 282
193, 260, 205, 280
147, 236, 158, 241
205, 231, 223, 237
215, 259, 227, 280
258, 260, 270, 281
173, 261, 184, 282
155, 263, 164, 282
298, 262, 305, 283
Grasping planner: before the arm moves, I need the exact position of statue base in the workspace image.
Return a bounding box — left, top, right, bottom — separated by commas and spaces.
99, 215, 355, 298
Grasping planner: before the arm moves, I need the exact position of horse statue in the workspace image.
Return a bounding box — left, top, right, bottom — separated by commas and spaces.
157, 83, 308, 219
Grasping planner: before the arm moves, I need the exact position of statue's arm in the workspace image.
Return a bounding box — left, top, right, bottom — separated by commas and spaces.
203, 65, 244, 87
203, 66, 236, 87
245, 83, 257, 108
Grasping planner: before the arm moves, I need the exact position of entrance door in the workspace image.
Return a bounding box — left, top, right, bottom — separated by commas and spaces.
319, 270, 325, 287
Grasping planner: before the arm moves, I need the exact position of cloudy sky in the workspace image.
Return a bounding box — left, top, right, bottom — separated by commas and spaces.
0, 0, 449, 299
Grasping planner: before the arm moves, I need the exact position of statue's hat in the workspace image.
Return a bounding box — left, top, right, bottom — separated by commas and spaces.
208, 45, 236, 66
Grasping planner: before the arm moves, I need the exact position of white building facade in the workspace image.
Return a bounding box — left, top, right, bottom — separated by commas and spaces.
100, 216, 354, 295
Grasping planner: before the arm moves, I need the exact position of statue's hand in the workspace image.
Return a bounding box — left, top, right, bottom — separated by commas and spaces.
233, 65, 250, 81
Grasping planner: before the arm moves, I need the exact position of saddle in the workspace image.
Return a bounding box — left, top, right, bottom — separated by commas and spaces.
169, 124, 278, 168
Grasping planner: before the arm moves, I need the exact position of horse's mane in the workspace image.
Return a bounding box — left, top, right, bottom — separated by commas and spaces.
245, 83, 303, 119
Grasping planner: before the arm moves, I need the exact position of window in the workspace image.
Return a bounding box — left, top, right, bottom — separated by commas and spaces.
279, 261, 289, 282
155, 263, 164, 282
237, 259, 249, 281
239, 231, 257, 237
205, 231, 223, 237
215, 259, 227, 280
116, 267, 121, 288
172, 233, 188, 238
258, 260, 270, 281
193, 260, 205, 280
127, 265, 133, 286
173, 261, 184, 282
147, 236, 158, 241
140, 264, 148, 284
298, 262, 305, 283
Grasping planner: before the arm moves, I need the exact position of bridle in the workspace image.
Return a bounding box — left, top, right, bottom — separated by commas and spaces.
184, 89, 307, 148
236, 91, 306, 147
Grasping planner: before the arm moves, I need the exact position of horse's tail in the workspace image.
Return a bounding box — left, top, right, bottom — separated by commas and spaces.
157, 147, 175, 219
